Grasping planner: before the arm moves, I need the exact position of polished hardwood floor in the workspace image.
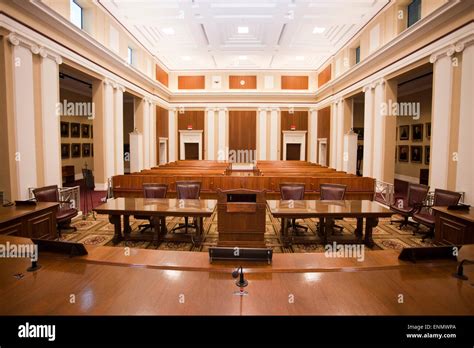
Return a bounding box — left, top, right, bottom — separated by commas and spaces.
0, 236, 473, 315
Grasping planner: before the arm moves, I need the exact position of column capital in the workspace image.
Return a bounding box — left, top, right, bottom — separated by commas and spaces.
257, 107, 269, 112
217, 107, 228, 112
362, 83, 374, 93
205, 107, 217, 112
269, 107, 280, 112
430, 36, 474, 63
115, 83, 126, 93
169, 107, 177, 112
8, 32, 62, 64
333, 97, 343, 105
309, 108, 318, 113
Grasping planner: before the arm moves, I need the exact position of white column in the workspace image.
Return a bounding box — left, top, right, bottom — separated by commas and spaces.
103, 80, 116, 180
9, 36, 37, 199
114, 84, 125, 175
205, 108, 216, 160
269, 107, 279, 160
363, 84, 374, 177
257, 108, 268, 160
343, 131, 358, 174
149, 102, 157, 167
330, 101, 338, 168
430, 53, 454, 190
372, 78, 386, 181
168, 108, 178, 162
308, 108, 318, 163
40, 49, 62, 187
129, 130, 143, 173
142, 99, 151, 169
217, 108, 227, 160
336, 99, 345, 171
455, 43, 474, 204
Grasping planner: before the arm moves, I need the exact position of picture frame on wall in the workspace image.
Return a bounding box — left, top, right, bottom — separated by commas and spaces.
426, 122, 431, 140
61, 143, 70, 159
411, 145, 422, 163
82, 143, 91, 157
71, 143, 81, 158
81, 124, 90, 138
412, 124, 423, 141
425, 145, 430, 165
353, 127, 364, 140
398, 145, 409, 162
91, 125, 93, 138
60, 122, 69, 138
71, 123, 80, 138
399, 125, 409, 140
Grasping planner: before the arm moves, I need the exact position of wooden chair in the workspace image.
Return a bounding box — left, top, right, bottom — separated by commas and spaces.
171, 181, 201, 234
320, 183, 347, 234
135, 184, 168, 233
413, 189, 461, 241
32, 185, 78, 238
279, 183, 307, 233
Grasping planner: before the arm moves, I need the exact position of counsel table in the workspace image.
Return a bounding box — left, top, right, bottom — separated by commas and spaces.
267, 200, 393, 247
94, 198, 217, 246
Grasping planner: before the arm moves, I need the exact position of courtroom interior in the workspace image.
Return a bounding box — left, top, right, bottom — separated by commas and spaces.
0, 0, 474, 326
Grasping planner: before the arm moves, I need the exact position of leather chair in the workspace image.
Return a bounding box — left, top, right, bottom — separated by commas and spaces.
280, 183, 307, 233
319, 183, 347, 234
171, 181, 201, 234
413, 189, 462, 241
32, 185, 78, 238
135, 184, 168, 233
390, 183, 429, 230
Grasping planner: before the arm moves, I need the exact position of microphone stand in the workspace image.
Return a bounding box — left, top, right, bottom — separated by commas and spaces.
452, 259, 474, 280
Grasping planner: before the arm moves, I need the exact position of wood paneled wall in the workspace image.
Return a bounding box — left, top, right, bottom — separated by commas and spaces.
177, 110, 205, 158
229, 111, 256, 154
317, 106, 331, 164
281, 76, 309, 90
281, 111, 309, 159
155, 65, 169, 87
229, 76, 257, 89
317, 64, 332, 88
156, 106, 169, 165
178, 76, 205, 89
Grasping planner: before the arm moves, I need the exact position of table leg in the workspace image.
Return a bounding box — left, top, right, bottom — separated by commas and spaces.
355, 217, 363, 243
281, 218, 290, 247
191, 217, 203, 247
364, 217, 378, 247
109, 215, 123, 244
320, 217, 328, 245
152, 217, 161, 247
123, 215, 131, 235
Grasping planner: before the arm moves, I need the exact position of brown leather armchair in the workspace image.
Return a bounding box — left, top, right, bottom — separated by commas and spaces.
171, 181, 201, 234
319, 183, 347, 234
413, 189, 462, 241
390, 183, 429, 230
280, 183, 307, 232
135, 184, 168, 233
32, 185, 78, 238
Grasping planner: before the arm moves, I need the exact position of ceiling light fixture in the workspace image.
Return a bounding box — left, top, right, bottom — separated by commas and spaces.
237, 26, 249, 34
312, 26, 326, 34
162, 27, 175, 35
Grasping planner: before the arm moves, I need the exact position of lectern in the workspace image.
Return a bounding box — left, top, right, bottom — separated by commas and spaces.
216, 189, 266, 247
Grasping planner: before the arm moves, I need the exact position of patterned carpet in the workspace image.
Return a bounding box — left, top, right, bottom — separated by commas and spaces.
59, 208, 445, 254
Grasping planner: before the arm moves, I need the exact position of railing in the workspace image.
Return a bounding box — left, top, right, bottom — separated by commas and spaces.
28, 186, 81, 211
374, 180, 394, 206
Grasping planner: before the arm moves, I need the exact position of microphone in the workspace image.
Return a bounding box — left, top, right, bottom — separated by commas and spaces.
452, 259, 473, 280
232, 266, 248, 288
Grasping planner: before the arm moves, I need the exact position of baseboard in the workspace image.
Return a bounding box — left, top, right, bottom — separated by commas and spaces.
394, 174, 419, 184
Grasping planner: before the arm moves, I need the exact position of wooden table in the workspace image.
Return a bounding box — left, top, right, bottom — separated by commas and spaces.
94, 198, 217, 246
267, 200, 393, 247
432, 207, 474, 244
0, 202, 59, 239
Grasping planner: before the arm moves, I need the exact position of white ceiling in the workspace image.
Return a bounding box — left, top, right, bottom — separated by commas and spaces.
100, 0, 388, 71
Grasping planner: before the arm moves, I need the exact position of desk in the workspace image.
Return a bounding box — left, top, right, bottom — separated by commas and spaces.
0, 202, 59, 239
432, 207, 474, 244
267, 200, 393, 247
94, 198, 216, 246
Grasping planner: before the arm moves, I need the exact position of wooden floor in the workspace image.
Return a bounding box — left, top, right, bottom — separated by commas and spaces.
0, 236, 473, 315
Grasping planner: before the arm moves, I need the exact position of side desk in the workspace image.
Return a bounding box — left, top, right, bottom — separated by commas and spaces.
432, 207, 474, 244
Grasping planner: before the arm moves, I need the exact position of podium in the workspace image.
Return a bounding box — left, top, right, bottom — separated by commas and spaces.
217, 189, 266, 247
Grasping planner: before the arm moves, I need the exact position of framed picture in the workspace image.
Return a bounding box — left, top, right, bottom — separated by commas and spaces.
91, 143, 94, 157
82, 143, 91, 157
353, 127, 364, 140
71, 123, 80, 138
399, 125, 409, 140
412, 124, 423, 141
91, 125, 93, 138
71, 143, 81, 158
81, 124, 90, 138
61, 143, 70, 159
425, 145, 430, 165
398, 145, 409, 162
60, 122, 69, 138
426, 122, 431, 140
411, 145, 422, 163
